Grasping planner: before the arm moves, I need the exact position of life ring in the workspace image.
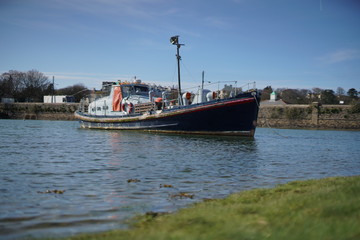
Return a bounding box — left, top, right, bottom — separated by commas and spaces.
121, 102, 134, 114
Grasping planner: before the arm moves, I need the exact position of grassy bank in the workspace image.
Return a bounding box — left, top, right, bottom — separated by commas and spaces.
53, 175, 360, 240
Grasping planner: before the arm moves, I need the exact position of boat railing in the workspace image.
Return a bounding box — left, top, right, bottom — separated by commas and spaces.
155, 81, 258, 109
180, 81, 256, 96
78, 98, 89, 113
239, 81, 256, 91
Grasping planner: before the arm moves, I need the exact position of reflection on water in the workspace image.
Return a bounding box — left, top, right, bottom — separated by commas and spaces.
0, 120, 359, 239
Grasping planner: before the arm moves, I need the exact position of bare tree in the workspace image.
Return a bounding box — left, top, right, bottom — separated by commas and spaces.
312, 87, 323, 95
19, 70, 50, 102
336, 87, 345, 96
24, 70, 49, 89
0, 70, 26, 100
1, 70, 51, 102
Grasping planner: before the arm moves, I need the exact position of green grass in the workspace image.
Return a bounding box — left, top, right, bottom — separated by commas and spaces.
55, 176, 360, 240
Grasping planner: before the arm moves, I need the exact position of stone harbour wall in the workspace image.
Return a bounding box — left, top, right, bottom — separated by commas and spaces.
0, 103, 79, 121
258, 103, 360, 130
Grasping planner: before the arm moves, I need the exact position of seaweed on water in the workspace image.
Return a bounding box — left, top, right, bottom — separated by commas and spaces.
170, 192, 194, 199
127, 178, 141, 183
37, 189, 65, 194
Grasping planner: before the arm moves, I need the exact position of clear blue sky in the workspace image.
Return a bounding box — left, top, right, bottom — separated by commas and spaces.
1, 0, 359, 92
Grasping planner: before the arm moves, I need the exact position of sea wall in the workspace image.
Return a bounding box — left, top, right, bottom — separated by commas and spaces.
258, 103, 360, 130
1, 102, 359, 130
0, 103, 79, 120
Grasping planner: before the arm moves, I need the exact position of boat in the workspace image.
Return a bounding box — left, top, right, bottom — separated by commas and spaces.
74, 36, 261, 137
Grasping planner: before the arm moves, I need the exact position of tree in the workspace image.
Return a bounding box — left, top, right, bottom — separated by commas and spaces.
261, 86, 273, 101
299, 89, 311, 97
0, 70, 51, 102
306, 87, 323, 102
347, 88, 358, 99
0, 71, 25, 100
312, 87, 322, 95
321, 89, 336, 104
20, 70, 51, 102
336, 87, 345, 96
279, 88, 308, 104
56, 84, 89, 102
0, 73, 13, 98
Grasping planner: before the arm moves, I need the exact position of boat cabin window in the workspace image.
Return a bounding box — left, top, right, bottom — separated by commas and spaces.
121, 86, 131, 97
134, 86, 148, 94
121, 85, 149, 97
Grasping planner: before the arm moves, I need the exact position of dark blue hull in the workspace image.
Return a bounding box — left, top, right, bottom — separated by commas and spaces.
75, 92, 260, 136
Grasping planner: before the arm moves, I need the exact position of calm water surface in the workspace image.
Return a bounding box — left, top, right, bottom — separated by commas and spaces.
1, 119, 359, 239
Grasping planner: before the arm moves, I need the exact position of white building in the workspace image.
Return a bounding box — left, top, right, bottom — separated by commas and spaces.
270, 91, 276, 101
43, 95, 75, 103
1, 97, 15, 103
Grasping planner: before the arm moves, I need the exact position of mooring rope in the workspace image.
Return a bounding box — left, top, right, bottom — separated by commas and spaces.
253, 93, 288, 138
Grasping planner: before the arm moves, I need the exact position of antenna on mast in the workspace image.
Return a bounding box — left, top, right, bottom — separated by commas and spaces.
170, 35, 185, 105
201, 71, 205, 91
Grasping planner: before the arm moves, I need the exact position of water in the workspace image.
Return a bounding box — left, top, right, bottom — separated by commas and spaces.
1, 119, 359, 239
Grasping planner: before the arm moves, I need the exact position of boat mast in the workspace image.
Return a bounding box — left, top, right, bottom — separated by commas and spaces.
170, 35, 184, 105
201, 71, 204, 92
